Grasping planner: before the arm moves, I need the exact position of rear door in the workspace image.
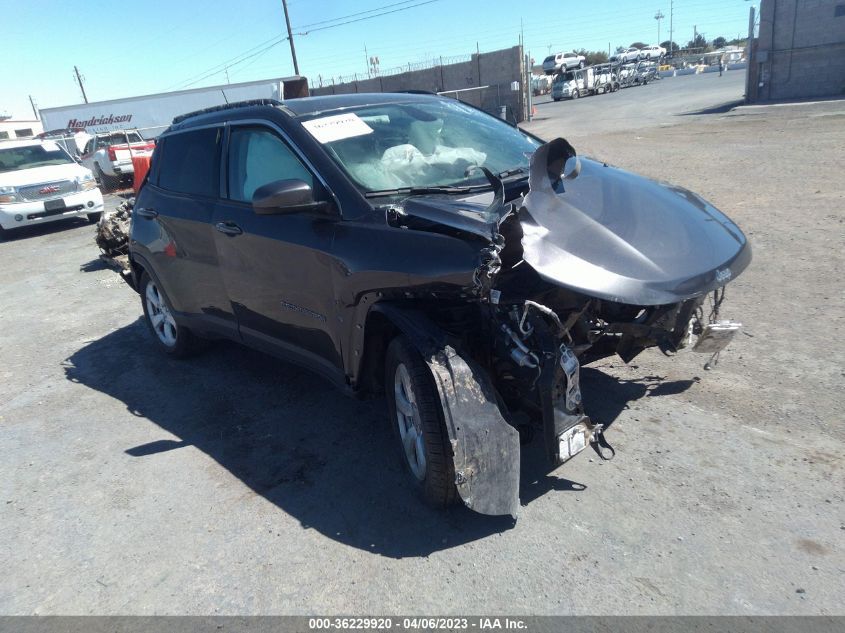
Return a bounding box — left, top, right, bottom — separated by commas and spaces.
134, 126, 236, 336
212, 123, 342, 379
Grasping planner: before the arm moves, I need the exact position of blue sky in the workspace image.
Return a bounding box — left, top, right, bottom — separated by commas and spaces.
4, 0, 754, 118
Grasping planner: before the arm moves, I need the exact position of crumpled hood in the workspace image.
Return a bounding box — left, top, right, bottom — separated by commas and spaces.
520, 139, 751, 305
393, 138, 751, 306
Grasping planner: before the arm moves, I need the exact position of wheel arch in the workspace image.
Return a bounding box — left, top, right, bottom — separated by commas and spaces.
356, 303, 448, 396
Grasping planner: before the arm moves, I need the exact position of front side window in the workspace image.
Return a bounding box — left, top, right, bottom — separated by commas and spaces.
0, 142, 73, 173
227, 127, 314, 203
300, 100, 542, 193
156, 127, 220, 197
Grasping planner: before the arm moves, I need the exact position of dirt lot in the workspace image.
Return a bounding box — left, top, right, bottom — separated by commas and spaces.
1, 75, 843, 615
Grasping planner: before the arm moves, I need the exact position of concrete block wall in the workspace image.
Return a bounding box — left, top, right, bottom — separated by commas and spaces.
308, 46, 526, 121
753, 0, 845, 100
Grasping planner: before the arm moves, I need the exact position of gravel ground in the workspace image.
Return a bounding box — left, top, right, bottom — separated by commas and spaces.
1, 74, 843, 615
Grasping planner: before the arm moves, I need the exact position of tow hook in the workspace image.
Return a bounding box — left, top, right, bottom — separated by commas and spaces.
590, 423, 615, 460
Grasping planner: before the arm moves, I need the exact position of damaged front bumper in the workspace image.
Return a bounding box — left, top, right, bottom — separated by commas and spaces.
425, 340, 613, 518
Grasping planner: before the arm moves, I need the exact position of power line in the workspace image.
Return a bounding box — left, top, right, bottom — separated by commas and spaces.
297, 0, 441, 35
163, 33, 287, 91
179, 38, 288, 89
294, 0, 421, 30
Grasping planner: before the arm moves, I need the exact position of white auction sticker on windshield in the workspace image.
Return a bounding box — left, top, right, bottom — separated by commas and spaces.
302, 113, 373, 144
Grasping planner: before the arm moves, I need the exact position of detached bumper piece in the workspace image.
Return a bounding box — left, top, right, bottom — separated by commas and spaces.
426, 346, 521, 518
543, 343, 614, 466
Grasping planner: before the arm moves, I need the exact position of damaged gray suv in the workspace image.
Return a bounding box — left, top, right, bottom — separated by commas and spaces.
128, 94, 750, 517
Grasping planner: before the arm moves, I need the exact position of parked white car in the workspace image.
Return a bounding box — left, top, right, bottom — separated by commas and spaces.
79, 130, 154, 188
542, 51, 586, 75
640, 45, 666, 60
0, 139, 103, 236
611, 47, 642, 63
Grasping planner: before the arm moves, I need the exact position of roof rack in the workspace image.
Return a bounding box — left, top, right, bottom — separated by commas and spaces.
171, 99, 284, 125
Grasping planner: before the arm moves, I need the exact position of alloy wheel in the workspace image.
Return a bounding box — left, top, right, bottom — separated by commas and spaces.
393, 362, 427, 481
145, 280, 178, 347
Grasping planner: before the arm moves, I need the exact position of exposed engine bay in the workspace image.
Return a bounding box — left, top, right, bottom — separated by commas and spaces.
379, 137, 751, 516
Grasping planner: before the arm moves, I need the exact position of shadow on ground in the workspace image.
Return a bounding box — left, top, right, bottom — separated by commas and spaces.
680, 99, 745, 116
0, 217, 92, 242
63, 319, 692, 558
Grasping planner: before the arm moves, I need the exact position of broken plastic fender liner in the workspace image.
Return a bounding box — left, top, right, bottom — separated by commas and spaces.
425, 346, 521, 517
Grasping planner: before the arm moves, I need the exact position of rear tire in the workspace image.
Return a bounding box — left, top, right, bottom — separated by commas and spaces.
385, 335, 457, 508
139, 272, 200, 358
94, 164, 112, 193
87, 212, 102, 224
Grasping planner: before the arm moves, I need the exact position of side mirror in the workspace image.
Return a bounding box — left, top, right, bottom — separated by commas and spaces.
252, 179, 329, 215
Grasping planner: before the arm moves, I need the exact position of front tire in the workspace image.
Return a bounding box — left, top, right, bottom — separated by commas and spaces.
385, 336, 457, 508
139, 272, 199, 358
94, 164, 112, 193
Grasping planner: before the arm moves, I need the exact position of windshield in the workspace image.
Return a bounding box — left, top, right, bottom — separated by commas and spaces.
0, 143, 74, 173
299, 99, 542, 193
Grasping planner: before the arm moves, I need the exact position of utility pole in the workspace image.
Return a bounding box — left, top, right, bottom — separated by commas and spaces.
73, 65, 88, 103
694, 25, 698, 50
745, 5, 756, 101
28, 95, 39, 120
364, 44, 370, 78
669, 0, 674, 54
224, 67, 230, 84
655, 10, 664, 45
281, 0, 300, 75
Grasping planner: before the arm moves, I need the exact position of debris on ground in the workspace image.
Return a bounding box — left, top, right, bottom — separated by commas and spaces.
95, 197, 133, 272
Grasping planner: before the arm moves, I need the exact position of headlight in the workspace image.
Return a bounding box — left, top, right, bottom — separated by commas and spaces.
76, 173, 98, 191
0, 185, 21, 204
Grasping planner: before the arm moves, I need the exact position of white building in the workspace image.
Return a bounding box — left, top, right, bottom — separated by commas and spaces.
0, 118, 44, 141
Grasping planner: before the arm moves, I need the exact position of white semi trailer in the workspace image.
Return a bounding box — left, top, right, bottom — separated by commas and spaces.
39, 76, 308, 139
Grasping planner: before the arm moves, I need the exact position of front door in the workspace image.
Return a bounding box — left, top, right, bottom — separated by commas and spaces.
212, 124, 343, 379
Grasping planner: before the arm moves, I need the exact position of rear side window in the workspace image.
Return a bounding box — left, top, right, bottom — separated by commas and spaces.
157, 128, 221, 197
227, 127, 314, 203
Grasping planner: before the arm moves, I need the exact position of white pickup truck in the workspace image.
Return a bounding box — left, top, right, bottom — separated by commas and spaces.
79, 130, 154, 189
0, 139, 104, 237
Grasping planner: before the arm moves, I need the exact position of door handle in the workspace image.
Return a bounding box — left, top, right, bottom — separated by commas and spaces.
215, 221, 243, 236
136, 207, 158, 219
